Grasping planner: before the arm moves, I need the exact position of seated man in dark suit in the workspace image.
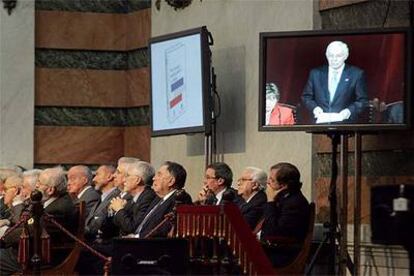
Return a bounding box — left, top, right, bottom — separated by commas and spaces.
84, 165, 120, 241
0, 166, 76, 275
134, 161, 192, 238
260, 162, 310, 267
21, 169, 42, 201
196, 162, 243, 206
110, 161, 156, 235
0, 176, 25, 237
112, 157, 141, 200
0, 168, 21, 220
67, 165, 100, 218
237, 167, 267, 230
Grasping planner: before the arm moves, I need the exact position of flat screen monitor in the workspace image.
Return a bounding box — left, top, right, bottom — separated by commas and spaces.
150, 26, 212, 136
258, 28, 412, 132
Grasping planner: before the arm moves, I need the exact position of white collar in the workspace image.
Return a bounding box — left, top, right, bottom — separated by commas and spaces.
43, 196, 58, 209
329, 64, 345, 77
133, 188, 145, 203
246, 191, 258, 203
12, 197, 24, 206
77, 186, 91, 199
101, 187, 117, 202
215, 188, 226, 205
162, 189, 177, 202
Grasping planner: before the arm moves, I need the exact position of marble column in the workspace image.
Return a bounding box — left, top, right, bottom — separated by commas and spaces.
0, 1, 34, 169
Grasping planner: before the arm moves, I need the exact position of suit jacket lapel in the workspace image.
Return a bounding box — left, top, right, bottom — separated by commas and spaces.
96, 188, 119, 214
86, 188, 118, 224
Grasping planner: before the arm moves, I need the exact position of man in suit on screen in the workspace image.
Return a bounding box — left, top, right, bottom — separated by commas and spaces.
302, 40, 368, 123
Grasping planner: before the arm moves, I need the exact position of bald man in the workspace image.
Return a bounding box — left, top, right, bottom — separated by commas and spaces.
67, 165, 100, 218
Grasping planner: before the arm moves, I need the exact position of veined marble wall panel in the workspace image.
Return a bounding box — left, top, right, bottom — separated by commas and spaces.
35, 48, 148, 70
0, 1, 35, 168
36, 9, 150, 51
32, 2, 151, 166
314, 133, 414, 153
124, 126, 150, 161
36, 49, 126, 70
126, 9, 151, 50
127, 68, 150, 107
36, 68, 128, 107
35, 67, 149, 107
36, 10, 127, 50
34, 126, 124, 164
34, 107, 149, 127
35, 0, 151, 13
315, 176, 370, 223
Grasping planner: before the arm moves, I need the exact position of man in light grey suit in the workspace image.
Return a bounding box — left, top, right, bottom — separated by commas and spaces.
67, 165, 100, 218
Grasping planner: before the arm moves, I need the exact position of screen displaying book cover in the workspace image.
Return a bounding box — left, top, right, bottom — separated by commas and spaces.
259, 28, 412, 132
150, 27, 211, 136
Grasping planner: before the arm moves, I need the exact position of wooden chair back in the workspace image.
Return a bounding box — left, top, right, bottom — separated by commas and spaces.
275, 202, 316, 275
41, 201, 86, 275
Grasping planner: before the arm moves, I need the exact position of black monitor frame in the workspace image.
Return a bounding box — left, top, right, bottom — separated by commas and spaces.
258, 27, 412, 133
150, 26, 212, 137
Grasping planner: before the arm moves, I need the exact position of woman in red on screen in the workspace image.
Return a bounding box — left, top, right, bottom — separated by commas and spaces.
265, 83, 295, 125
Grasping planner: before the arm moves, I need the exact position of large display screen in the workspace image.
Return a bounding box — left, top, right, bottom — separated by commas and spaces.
259, 28, 412, 132
150, 27, 211, 136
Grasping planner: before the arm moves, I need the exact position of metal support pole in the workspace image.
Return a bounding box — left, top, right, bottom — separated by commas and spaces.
31, 195, 44, 275
204, 134, 212, 169
354, 133, 362, 276
339, 134, 348, 276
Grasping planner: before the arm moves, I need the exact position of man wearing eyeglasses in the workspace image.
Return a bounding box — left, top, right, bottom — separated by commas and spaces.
197, 162, 242, 206
237, 167, 267, 229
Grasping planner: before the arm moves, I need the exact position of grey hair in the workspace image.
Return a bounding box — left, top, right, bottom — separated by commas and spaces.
245, 167, 267, 190
127, 161, 155, 186
0, 169, 19, 182
326, 41, 349, 58
70, 165, 93, 186
0, 165, 23, 174
43, 166, 67, 196
118, 157, 141, 166
23, 169, 42, 190
4, 175, 24, 189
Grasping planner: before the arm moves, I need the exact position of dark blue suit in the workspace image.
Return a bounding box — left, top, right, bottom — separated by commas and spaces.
302, 64, 368, 122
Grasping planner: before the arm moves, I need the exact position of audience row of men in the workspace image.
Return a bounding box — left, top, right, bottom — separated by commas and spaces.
0, 158, 310, 274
